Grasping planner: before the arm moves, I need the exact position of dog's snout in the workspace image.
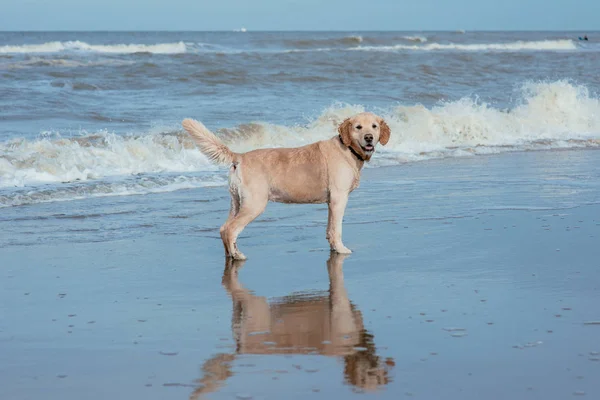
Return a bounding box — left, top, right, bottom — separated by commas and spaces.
364, 133, 374, 143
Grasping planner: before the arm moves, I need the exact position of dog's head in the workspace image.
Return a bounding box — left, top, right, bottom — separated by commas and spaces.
337, 112, 390, 161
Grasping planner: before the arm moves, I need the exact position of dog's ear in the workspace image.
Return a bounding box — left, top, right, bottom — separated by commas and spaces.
338, 118, 353, 147
379, 118, 390, 146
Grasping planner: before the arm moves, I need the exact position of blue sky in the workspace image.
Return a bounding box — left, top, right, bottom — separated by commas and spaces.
1, 0, 598, 31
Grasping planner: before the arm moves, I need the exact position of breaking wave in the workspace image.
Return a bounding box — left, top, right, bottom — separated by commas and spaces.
402, 35, 428, 43
213, 80, 600, 159
0, 41, 188, 54
0, 131, 216, 188
352, 39, 577, 52
1, 80, 599, 207
0, 38, 580, 56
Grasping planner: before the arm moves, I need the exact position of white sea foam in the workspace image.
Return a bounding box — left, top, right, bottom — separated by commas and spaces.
380, 80, 600, 162
1, 81, 599, 206
0, 41, 188, 54
216, 81, 600, 162
352, 39, 577, 52
0, 132, 216, 188
0, 39, 578, 56
0, 175, 226, 208
284, 39, 578, 54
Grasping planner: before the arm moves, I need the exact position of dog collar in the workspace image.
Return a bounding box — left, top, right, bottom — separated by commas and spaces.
339, 135, 365, 161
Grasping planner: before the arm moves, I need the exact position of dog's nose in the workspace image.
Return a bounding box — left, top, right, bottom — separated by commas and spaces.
364, 134, 373, 143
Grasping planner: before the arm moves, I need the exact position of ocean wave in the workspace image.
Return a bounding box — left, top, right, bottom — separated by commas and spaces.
0, 41, 188, 54
402, 35, 428, 43
214, 81, 600, 160
382, 82, 600, 161
0, 131, 217, 188
284, 39, 578, 54
351, 39, 577, 52
285, 35, 363, 48
1, 80, 599, 206
0, 57, 135, 69
0, 38, 578, 56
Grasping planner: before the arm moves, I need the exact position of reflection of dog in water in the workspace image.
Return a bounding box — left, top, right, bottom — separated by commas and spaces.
190, 253, 394, 398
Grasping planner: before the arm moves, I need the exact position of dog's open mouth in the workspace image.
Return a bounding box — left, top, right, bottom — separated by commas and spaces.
363, 144, 374, 152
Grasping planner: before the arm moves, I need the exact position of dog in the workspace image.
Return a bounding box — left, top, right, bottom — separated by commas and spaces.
182, 112, 390, 259
189, 253, 394, 399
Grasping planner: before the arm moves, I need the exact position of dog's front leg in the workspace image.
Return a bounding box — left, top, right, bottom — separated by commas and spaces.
327, 192, 352, 254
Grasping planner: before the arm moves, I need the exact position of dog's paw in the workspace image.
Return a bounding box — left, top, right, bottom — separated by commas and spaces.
232, 251, 247, 261
333, 245, 352, 254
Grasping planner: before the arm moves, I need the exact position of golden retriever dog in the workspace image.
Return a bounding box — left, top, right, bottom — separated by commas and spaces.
189, 253, 394, 399
182, 112, 390, 259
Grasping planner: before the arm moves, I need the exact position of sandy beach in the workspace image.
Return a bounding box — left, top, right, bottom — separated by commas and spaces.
2, 148, 599, 400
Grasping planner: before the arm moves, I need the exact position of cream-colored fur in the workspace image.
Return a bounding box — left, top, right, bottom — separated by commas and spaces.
182, 112, 390, 259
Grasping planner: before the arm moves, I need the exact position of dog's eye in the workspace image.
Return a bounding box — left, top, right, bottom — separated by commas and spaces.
356, 125, 362, 130
372, 124, 377, 129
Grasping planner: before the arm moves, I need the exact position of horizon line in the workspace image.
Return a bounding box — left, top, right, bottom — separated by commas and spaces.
1, 29, 598, 33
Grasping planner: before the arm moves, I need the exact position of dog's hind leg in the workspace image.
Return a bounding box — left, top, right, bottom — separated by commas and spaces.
220, 166, 242, 257
220, 195, 240, 257
222, 194, 268, 260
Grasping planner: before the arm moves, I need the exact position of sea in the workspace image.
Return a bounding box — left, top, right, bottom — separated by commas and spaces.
3, 31, 600, 400
1, 31, 599, 208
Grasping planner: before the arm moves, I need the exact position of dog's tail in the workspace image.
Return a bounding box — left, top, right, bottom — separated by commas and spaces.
182, 119, 236, 165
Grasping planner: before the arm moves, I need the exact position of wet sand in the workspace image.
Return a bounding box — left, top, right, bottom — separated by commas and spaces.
1, 149, 600, 399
